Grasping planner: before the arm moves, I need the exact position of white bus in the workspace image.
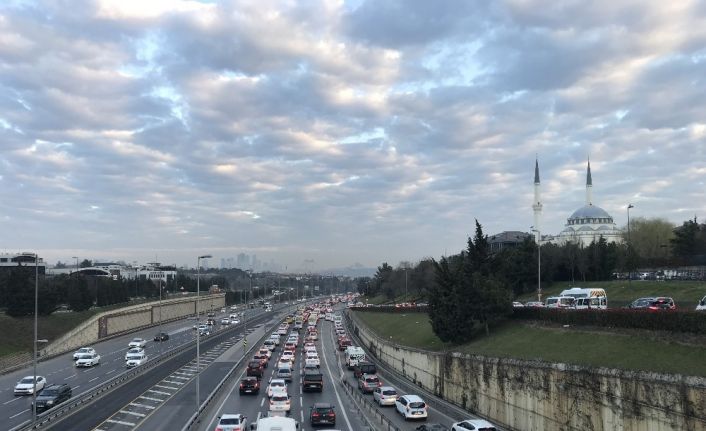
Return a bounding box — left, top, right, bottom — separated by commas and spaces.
558, 287, 608, 309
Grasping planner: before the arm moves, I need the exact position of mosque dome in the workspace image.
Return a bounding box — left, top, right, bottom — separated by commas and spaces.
568, 204, 613, 221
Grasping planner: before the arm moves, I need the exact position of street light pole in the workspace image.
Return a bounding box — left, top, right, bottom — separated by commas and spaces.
195, 254, 211, 420
404, 268, 408, 304
32, 252, 39, 425
627, 204, 634, 285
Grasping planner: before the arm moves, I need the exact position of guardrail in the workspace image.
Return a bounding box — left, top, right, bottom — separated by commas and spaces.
339, 373, 400, 431
9, 308, 260, 431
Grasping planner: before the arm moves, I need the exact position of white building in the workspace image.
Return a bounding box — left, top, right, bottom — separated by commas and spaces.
0, 252, 46, 274
534, 159, 624, 246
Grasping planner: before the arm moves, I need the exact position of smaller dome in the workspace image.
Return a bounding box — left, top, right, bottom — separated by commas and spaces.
569, 204, 612, 221
577, 226, 594, 232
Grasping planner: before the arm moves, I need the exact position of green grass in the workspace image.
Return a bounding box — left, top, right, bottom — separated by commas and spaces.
353, 311, 706, 376
518, 280, 706, 307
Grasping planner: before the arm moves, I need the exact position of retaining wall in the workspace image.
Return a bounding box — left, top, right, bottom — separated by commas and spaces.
349, 312, 706, 431
42, 294, 225, 357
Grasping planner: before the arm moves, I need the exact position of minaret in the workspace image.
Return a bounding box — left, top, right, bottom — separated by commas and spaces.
533, 158, 543, 242
586, 158, 593, 206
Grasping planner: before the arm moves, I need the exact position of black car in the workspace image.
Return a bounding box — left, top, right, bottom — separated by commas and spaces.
416, 424, 449, 431
302, 370, 323, 392
309, 403, 335, 426
239, 376, 260, 395
154, 332, 169, 341
34, 384, 72, 412
353, 362, 377, 378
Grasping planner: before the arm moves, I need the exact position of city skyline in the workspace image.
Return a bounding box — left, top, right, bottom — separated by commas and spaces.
1, 1, 705, 270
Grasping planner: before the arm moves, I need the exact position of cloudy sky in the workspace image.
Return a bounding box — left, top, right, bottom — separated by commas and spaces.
1, 0, 705, 271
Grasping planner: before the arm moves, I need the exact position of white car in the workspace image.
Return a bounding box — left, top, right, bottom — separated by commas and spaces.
373, 386, 398, 406
268, 392, 291, 412
75, 353, 101, 367
72, 347, 96, 360
305, 352, 320, 368
258, 347, 272, 359
125, 347, 144, 360
14, 376, 46, 395
128, 338, 147, 348
304, 344, 317, 354
395, 394, 428, 420
126, 352, 147, 368
221, 317, 231, 325
270, 334, 281, 345
280, 351, 294, 363
267, 379, 287, 398
215, 413, 247, 431
451, 419, 498, 430
229, 313, 238, 320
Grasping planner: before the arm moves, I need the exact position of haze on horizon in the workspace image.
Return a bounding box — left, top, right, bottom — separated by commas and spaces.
1, 0, 705, 271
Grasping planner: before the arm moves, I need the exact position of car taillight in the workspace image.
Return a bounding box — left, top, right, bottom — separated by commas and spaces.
216, 428, 223, 431
312, 412, 320, 417
240, 383, 244, 388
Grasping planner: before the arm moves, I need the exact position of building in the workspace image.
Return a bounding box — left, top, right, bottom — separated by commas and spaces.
0, 252, 46, 275
489, 231, 533, 253
534, 159, 624, 246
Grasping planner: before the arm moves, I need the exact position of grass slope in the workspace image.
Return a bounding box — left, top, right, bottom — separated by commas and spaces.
353, 311, 706, 377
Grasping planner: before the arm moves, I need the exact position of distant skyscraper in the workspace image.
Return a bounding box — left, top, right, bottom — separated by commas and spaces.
237, 253, 249, 269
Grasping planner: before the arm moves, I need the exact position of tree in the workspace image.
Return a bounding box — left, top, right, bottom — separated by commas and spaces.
624, 217, 676, 266
79, 259, 93, 268
671, 218, 706, 264
429, 257, 465, 343
5, 266, 35, 316
68, 275, 92, 311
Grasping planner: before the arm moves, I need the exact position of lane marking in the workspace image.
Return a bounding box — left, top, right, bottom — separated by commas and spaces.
163, 380, 183, 385
3, 397, 21, 405
321, 317, 354, 431
10, 408, 28, 419
120, 410, 146, 418
139, 396, 164, 402
130, 403, 156, 410
155, 384, 180, 390
89, 377, 100, 382
107, 419, 136, 426
147, 389, 171, 396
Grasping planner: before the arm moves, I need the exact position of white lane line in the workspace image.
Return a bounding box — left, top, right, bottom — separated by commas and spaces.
163, 380, 184, 385
129, 402, 156, 410
172, 375, 190, 380
155, 384, 180, 390
106, 369, 116, 374
321, 319, 354, 431
89, 377, 100, 382
260, 397, 265, 407
64, 374, 77, 380
300, 410, 304, 422
10, 408, 28, 419
147, 389, 171, 396
139, 396, 164, 402
3, 397, 20, 405
120, 410, 146, 418
107, 419, 136, 426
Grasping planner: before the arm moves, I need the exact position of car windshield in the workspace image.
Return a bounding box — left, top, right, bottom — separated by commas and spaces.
382, 390, 396, 396
41, 389, 58, 396
306, 374, 322, 381
315, 407, 333, 413
365, 377, 379, 383
409, 401, 426, 409
77, 354, 91, 359
220, 418, 240, 425
20, 377, 36, 384
272, 395, 288, 401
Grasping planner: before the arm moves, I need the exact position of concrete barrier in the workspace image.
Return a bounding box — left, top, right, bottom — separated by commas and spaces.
349, 311, 706, 431
41, 294, 225, 358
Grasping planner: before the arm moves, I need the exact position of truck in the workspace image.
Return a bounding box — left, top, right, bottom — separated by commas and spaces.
344, 346, 365, 369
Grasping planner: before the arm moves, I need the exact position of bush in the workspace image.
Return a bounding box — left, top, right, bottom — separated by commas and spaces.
512, 307, 706, 334
350, 305, 429, 313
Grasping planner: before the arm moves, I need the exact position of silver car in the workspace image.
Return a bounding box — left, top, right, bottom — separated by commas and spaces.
373, 386, 398, 406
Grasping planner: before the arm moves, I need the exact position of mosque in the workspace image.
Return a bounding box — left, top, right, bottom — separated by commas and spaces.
532, 159, 624, 246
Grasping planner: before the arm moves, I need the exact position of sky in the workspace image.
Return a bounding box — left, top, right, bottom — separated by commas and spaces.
1, 0, 705, 271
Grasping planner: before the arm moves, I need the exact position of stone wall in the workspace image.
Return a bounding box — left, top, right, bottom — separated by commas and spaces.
42, 294, 225, 357
349, 312, 706, 431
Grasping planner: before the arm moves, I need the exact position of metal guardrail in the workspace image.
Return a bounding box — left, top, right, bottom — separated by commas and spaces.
339, 373, 401, 431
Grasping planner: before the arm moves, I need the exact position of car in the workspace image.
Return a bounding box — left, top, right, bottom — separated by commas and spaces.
154, 332, 169, 341
353, 362, 377, 379
220, 307, 227, 313
305, 352, 320, 368
247, 360, 265, 378
14, 376, 46, 395
417, 425, 450, 431
267, 379, 287, 398
276, 365, 293, 382
253, 354, 269, 368
126, 352, 147, 368
281, 351, 295, 363
33, 384, 72, 412
263, 340, 277, 351
302, 369, 324, 392
270, 334, 281, 346
396, 394, 428, 420
373, 386, 398, 406
309, 402, 336, 426
221, 317, 231, 325
215, 413, 247, 431
258, 347, 272, 359
129, 338, 147, 348
207, 318, 216, 326
125, 347, 144, 360
75, 352, 101, 367
357, 374, 382, 393
512, 301, 525, 308
239, 377, 260, 394
269, 392, 291, 412
625, 297, 655, 309
451, 418, 498, 430
338, 338, 352, 351
696, 295, 706, 311
72, 347, 96, 360
525, 301, 544, 307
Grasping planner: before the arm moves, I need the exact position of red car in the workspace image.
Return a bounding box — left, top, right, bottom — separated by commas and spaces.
253, 354, 269, 368
338, 338, 352, 351
246, 360, 264, 378
648, 297, 676, 311
239, 376, 260, 394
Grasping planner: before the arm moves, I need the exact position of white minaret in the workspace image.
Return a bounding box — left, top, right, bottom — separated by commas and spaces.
586, 158, 593, 206
532, 158, 543, 242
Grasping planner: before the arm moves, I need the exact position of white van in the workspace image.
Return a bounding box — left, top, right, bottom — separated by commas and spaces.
249, 416, 299, 430
545, 296, 576, 309
559, 287, 608, 309
345, 346, 365, 369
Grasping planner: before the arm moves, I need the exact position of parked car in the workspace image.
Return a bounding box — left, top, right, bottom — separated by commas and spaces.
247, 360, 265, 378
34, 384, 72, 412
373, 386, 398, 406
215, 413, 247, 431
72, 347, 96, 360
154, 332, 169, 341
128, 338, 147, 348
395, 394, 428, 420
451, 418, 498, 430
14, 376, 46, 395
75, 353, 101, 367
357, 374, 382, 393
239, 377, 260, 395
309, 403, 336, 426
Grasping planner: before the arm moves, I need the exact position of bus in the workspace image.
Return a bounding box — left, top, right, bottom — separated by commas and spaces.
559, 287, 608, 309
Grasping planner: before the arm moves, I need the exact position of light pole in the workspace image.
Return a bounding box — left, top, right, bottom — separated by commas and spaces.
157, 277, 163, 352
32, 252, 39, 425
627, 204, 634, 285
196, 254, 211, 419
404, 267, 408, 304
531, 228, 542, 302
